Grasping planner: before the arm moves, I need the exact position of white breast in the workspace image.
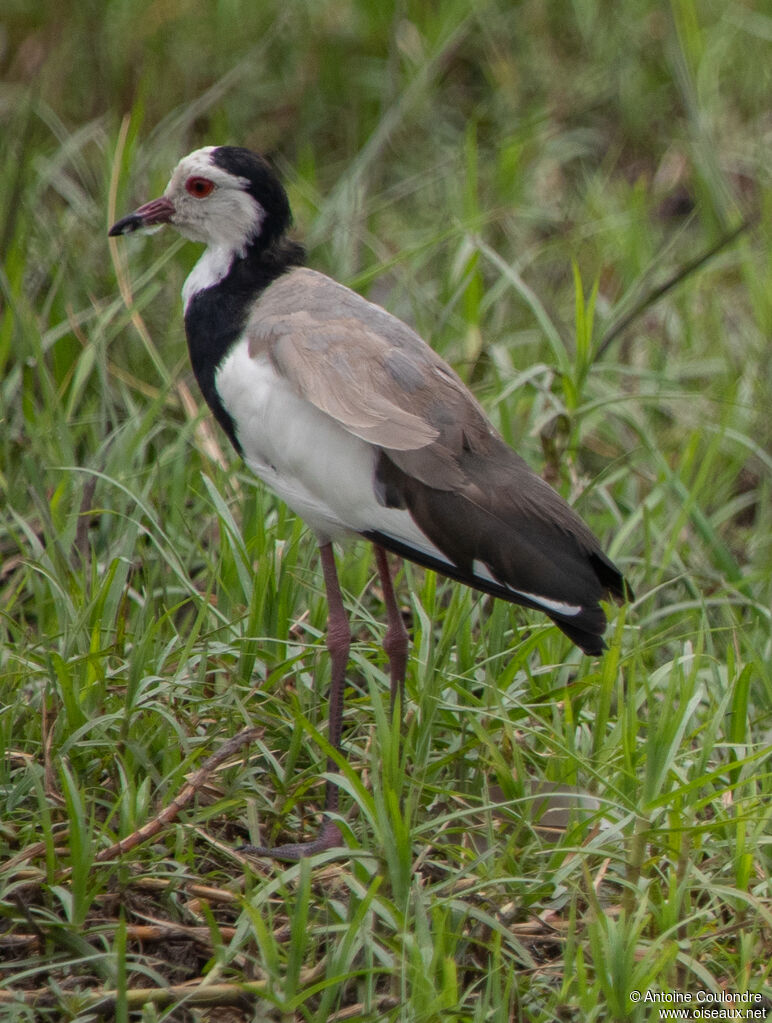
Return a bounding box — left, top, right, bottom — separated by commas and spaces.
214, 339, 451, 561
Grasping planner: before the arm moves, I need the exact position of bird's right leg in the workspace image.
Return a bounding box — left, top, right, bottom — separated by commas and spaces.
241, 541, 348, 860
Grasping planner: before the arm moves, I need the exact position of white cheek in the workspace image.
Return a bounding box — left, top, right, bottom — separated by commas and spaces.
175, 192, 265, 252
217, 192, 265, 250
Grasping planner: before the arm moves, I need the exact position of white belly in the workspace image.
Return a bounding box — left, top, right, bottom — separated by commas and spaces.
214, 340, 448, 559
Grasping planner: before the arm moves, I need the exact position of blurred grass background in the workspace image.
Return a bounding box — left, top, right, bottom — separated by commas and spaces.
1, 1, 770, 1020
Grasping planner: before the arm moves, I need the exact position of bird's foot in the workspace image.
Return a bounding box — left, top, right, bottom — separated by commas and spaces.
240, 818, 344, 862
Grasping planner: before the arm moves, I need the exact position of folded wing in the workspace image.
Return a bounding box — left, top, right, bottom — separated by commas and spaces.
248, 267, 627, 653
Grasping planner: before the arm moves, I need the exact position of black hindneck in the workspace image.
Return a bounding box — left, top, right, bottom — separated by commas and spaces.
183, 238, 305, 455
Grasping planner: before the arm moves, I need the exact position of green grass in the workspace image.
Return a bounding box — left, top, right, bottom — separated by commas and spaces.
1, 1, 770, 1020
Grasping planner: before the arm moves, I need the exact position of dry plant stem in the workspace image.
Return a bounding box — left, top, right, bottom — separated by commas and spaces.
1, 922, 239, 954
0, 980, 396, 1017
0, 981, 266, 1013
94, 726, 260, 863
41, 701, 63, 805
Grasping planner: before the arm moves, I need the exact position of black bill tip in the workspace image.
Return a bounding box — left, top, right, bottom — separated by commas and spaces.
108, 196, 175, 237
109, 214, 143, 236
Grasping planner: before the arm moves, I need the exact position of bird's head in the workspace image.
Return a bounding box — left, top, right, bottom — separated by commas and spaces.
109, 146, 291, 256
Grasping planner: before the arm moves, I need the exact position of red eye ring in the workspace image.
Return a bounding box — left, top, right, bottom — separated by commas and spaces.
185, 176, 215, 198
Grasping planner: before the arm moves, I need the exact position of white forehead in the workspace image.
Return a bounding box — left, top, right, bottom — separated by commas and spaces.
165, 147, 250, 193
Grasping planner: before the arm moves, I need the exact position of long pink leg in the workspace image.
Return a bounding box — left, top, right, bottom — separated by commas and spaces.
241, 542, 348, 859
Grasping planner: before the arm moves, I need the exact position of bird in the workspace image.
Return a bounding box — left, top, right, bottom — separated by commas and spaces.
109, 145, 629, 859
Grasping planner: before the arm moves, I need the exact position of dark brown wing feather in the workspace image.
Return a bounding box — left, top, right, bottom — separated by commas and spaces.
373, 443, 627, 654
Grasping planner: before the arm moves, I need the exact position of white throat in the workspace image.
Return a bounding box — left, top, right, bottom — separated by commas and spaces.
182, 245, 236, 310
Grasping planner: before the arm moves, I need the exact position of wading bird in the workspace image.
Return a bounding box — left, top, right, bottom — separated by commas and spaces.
110, 146, 628, 858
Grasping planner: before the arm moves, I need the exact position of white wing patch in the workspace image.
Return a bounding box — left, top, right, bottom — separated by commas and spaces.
472, 560, 582, 616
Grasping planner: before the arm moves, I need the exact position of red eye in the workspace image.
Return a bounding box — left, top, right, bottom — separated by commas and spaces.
185, 176, 215, 198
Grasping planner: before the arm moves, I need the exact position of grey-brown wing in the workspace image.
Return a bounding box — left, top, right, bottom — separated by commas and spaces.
246, 267, 497, 488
